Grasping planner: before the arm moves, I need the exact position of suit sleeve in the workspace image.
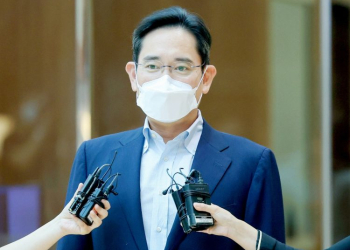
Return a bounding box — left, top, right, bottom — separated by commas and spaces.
260, 232, 298, 250
56, 142, 93, 250
244, 148, 286, 243
326, 236, 350, 250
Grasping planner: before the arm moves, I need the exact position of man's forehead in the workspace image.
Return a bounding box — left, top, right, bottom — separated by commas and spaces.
138, 27, 200, 63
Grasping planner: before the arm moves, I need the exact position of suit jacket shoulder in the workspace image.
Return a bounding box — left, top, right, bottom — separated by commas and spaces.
84, 127, 143, 149
202, 123, 272, 177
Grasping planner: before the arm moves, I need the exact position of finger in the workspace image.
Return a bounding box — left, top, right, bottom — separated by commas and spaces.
65, 183, 84, 208
193, 202, 212, 213
74, 183, 84, 196
194, 203, 221, 215
94, 204, 108, 219
100, 199, 111, 210
89, 210, 102, 229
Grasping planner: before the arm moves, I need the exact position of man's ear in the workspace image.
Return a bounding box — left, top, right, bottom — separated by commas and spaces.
125, 62, 137, 92
201, 65, 217, 94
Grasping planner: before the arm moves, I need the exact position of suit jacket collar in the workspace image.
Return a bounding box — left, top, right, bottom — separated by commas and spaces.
113, 128, 148, 250
114, 120, 231, 250
165, 120, 232, 250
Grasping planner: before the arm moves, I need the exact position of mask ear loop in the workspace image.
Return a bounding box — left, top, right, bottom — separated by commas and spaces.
195, 65, 208, 104
135, 63, 141, 98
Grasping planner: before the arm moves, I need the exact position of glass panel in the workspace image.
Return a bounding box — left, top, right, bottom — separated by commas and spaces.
331, 3, 350, 244
269, 1, 321, 249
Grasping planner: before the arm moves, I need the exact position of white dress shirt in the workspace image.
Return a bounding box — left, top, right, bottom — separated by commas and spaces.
140, 110, 203, 250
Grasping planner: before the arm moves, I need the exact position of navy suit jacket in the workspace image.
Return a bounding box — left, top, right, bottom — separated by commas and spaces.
57, 121, 285, 250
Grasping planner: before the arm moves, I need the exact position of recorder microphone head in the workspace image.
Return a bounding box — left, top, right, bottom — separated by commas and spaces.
162, 186, 173, 195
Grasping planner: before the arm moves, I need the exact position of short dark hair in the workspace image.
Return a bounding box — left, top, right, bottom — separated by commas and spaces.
132, 6, 211, 68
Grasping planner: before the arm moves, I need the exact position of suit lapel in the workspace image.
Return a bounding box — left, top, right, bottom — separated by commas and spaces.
164, 215, 186, 250
165, 121, 232, 250
114, 129, 148, 250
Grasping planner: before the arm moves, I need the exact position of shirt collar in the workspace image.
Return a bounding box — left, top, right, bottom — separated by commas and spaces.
142, 110, 203, 155
183, 110, 203, 155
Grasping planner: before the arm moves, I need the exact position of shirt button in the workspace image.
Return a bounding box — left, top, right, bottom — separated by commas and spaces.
156, 227, 162, 232
164, 156, 169, 162
151, 133, 156, 138
143, 144, 147, 148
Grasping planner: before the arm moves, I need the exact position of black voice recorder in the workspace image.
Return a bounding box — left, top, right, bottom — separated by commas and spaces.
69, 152, 120, 225
163, 168, 214, 234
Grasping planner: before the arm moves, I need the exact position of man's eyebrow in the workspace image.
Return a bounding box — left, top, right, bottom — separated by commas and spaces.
174, 57, 194, 63
141, 56, 195, 64
142, 56, 161, 61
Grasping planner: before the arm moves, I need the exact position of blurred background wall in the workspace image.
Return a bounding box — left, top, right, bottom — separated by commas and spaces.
0, 0, 76, 244
0, 0, 349, 249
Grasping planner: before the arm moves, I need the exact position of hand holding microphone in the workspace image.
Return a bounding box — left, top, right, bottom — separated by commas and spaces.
57, 183, 111, 236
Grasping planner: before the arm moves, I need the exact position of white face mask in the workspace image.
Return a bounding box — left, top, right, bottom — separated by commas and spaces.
136, 69, 206, 123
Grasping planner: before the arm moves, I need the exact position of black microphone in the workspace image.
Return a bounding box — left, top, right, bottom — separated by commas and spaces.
162, 186, 173, 195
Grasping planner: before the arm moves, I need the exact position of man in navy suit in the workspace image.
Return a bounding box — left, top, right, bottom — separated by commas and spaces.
57, 6, 285, 250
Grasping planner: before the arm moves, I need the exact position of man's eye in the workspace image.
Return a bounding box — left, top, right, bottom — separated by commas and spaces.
146, 64, 159, 70
176, 66, 189, 72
